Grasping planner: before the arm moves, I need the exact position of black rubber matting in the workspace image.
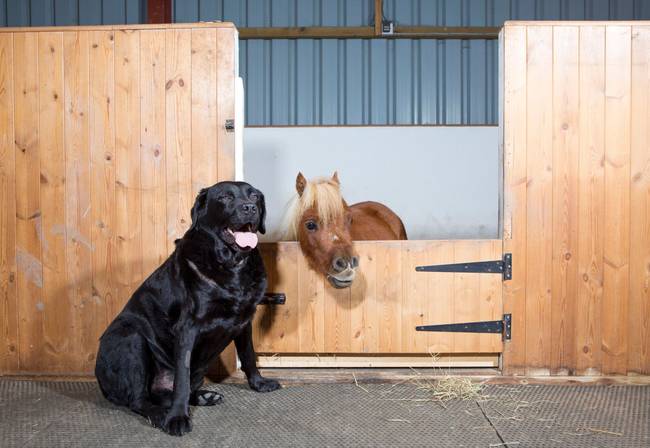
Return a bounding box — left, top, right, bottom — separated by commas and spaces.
0, 379, 648, 447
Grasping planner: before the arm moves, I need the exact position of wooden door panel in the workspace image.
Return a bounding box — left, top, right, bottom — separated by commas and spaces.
253, 240, 504, 355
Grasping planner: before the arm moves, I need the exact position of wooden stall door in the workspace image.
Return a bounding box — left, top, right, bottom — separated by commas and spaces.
0, 23, 237, 375
502, 21, 650, 375
253, 240, 505, 368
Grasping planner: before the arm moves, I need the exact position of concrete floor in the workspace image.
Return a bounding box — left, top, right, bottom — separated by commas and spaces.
0, 379, 648, 447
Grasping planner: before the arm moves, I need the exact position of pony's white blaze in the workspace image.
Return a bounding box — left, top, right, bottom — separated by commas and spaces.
283, 177, 346, 240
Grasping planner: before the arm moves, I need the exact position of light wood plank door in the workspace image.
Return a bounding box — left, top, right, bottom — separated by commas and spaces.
0, 23, 238, 375
253, 240, 505, 366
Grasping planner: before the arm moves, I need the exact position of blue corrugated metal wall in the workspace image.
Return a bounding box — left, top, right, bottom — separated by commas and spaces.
0, 0, 145, 26
175, 0, 650, 125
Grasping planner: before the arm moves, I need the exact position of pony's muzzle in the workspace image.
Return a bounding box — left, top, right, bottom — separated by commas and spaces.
328, 256, 358, 288
332, 256, 359, 273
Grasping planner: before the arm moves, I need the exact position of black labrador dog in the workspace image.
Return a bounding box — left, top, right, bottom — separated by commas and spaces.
95, 181, 280, 436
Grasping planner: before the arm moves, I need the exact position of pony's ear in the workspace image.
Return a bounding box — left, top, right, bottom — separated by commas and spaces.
257, 190, 267, 234
331, 171, 340, 185
296, 172, 307, 196
189, 188, 209, 230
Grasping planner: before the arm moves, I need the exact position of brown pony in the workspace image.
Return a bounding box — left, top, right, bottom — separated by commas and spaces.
284, 172, 407, 288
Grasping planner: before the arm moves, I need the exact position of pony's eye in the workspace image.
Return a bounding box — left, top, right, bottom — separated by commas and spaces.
305, 221, 318, 231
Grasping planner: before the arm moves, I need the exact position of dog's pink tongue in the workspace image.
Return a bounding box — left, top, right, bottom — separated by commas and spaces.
233, 231, 258, 249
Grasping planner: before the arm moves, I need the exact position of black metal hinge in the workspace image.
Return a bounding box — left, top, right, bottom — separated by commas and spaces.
260, 293, 286, 305
225, 119, 235, 132
416, 314, 512, 341
415, 253, 512, 281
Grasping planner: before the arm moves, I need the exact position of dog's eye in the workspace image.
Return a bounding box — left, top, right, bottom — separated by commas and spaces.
249, 193, 259, 201
219, 193, 234, 202
305, 220, 318, 232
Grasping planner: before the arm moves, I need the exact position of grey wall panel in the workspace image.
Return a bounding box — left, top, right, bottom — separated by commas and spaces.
173, 0, 650, 126
0, 0, 145, 26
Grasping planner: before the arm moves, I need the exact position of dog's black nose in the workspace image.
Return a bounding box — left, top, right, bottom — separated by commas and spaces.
241, 203, 257, 214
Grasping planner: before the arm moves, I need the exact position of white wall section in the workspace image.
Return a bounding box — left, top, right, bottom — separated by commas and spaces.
244, 126, 499, 241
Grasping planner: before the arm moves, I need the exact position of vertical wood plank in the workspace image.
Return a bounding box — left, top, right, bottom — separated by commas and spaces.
89, 30, 117, 327
525, 25, 553, 373
63, 31, 94, 370
502, 25, 527, 373
324, 275, 351, 352
298, 245, 325, 352
14, 33, 43, 371
478, 240, 503, 352
426, 242, 454, 354
165, 29, 192, 251
453, 240, 481, 353
629, 25, 650, 374
253, 244, 277, 352
254, 243, 299, 352
376, 241, 402, 353
140, 30, 167, 275
191, 28, 217, 195
602, 25, 631, 375
351, 242, 377, 353
576, 26, 606, 375
0, 34, 18, 372
39, 32, 69, 371
400, 241, 429, 353
551, 26, 579, 374
114, 29, 142, 306
216, 27, 235, 181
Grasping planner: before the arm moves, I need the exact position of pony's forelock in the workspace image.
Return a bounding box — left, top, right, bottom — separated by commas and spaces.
283, 177, 345, 240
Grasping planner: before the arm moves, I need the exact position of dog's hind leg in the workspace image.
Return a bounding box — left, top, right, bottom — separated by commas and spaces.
95, 319, 167, 427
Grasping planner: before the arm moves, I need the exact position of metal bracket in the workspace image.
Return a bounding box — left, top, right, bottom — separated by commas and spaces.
416, 253, 512, 281
416, 314, 512, 341
225, 119, 235, 132
260, 293, 286, 305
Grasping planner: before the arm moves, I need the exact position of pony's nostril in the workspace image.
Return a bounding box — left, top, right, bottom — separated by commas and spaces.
333, 257, 348, 272
351, 256, 359, 268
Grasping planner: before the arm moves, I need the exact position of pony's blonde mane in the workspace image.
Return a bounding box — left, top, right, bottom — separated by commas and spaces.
283, 177, 345, 240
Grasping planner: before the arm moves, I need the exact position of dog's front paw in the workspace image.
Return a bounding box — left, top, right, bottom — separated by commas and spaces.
249, 376, 281, 393
163, 414, 192, 436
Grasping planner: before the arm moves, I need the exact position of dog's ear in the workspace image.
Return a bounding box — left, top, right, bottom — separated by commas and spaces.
257, 190, 267, 234
190, 188, 209, 230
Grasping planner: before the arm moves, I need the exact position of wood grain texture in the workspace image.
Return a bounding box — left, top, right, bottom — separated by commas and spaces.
89, 30, 117, 328
550, 26, 579, 374
0, 34, 18, 373
502, 22, 648, 375
575, 26, 605, 375
140, 30, 167, 276
216, 28, 235, 182
114, 29, 142, 309
38, 32, 70, 372
253, 241, 503, 356
13, 32, 43, 371
629, 25, 650, 374
426, 241, 454, 354
63, 31, 94, 371
602, 26, 631, 375
190, 28, 217, 197
164, 29, 192, 252
453, 241, 481, 353
524, 25, 553, 373
0, 25, 237, 374
502, 25, 527, 374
